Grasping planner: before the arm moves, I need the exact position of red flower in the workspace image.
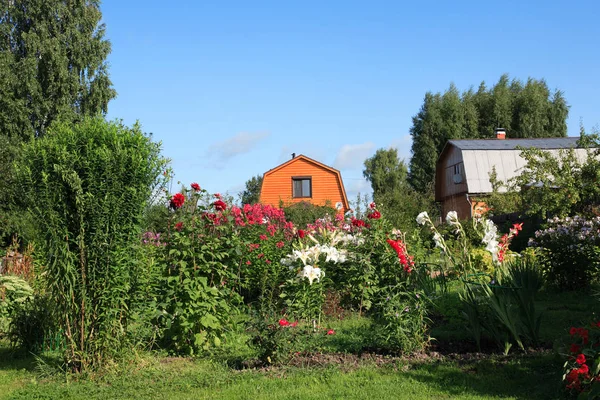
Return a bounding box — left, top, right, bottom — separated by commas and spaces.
513, 222, 523, 231
248, 243, 260, 252
276, 241, 285, 248
566, 368, 580, 386
576, 353, 586, 365
267, 224, 277, 236
351, 218, 366, 228
290, 321, 298, 327
213, 199, 227, 211
257, 253, 264, 259
191, 182, 201, 192
570, 344, 581, 354
578, 363, 589, 374
246, 260, 251, 265
367, 210, 381, 220
326, 329, 335, 335
279, 318, 290, 327
266, 259, 271, 264
259, 234, 268, 241
297, 229, 306, 239
174, 222, 184, 231
170, 193, 185, 209
570, 327, 578, 336
369, 202, 376, 209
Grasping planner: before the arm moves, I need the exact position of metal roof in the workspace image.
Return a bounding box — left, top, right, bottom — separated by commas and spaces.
462, 148, 591, 194
449, 137, 580, 151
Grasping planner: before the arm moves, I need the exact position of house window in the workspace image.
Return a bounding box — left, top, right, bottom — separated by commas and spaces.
292, 177, 312, 198
453, 164, 461, 175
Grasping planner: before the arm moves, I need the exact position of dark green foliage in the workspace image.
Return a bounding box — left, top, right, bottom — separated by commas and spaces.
282, 201, 337, 228
240, 175, 263, 205
362, 147, 433, 231
408, 74, 569, 192
0, 0, 116, 140
363, 148, 408, 195
0, 0, 116, 248
16, 118, 166, 370
8, 294, 59, 353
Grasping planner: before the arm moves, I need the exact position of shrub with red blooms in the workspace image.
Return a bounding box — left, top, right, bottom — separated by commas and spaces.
174, 222, 184, 231
562, 321, 600, 397
170, 193, 185, 209
190, 182, 201, 192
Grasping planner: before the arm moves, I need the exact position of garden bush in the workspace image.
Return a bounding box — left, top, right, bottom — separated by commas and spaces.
282, 201, 338, 228
16, 118, 167, 370
529, 216, 600, 290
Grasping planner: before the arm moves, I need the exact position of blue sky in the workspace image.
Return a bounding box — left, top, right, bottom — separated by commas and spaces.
102, 0, 600, 202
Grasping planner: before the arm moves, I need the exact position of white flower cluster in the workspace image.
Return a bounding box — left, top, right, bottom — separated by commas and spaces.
297, 265, 324, 285
280, 244, 348, 267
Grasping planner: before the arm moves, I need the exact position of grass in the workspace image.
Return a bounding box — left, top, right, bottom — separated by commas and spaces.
1, 350, 564, 399
0, 286, 597, 399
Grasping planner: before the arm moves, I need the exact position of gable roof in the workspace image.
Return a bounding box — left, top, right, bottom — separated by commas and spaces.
447, 137, 580, 151
262, 154, 349, 210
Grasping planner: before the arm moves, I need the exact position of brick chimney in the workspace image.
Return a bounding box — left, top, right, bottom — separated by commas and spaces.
495, 128, 506, 140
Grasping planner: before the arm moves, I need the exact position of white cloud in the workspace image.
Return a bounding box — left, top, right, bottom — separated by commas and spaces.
208, 132, 270, 163
333, 142, 375, 170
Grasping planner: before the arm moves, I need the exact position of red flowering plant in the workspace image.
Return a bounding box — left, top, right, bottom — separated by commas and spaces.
157, 184, 244, 354
561, 322, 600, 398
249, 313, 323, 365
235, 203, 293, 309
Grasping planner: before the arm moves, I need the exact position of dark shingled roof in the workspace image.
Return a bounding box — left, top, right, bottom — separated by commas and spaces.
448, 137, 580, 151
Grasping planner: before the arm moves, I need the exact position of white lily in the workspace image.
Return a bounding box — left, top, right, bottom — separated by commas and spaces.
416, 211, 429, 226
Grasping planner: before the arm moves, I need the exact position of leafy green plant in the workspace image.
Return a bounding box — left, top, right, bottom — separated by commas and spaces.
17, 118, 167, 370
0, 275, 33, 338
371, 284, 430, 353
156, 188, 242, 355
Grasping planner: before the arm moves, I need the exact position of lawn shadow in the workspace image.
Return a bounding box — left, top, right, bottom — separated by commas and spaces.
404, 352, 564, 400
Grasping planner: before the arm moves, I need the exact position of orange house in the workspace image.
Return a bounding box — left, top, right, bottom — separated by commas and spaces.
259, 154, 350, 212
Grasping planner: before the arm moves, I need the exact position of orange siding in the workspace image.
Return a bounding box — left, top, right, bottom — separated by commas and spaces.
260, 158, 347, 211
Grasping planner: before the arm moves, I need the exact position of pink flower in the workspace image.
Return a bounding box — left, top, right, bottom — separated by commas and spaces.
259, 234, 268, 241
279, 319, 290, 327
191, 182, 201, 192
276, 241, 285, 248
326, 329, 335, 335
290, 321, 298, 327
246, 260, 251, 265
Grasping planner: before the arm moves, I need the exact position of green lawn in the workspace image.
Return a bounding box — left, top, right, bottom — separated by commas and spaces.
1, 350, 563, 400
1, 288, 596, 400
